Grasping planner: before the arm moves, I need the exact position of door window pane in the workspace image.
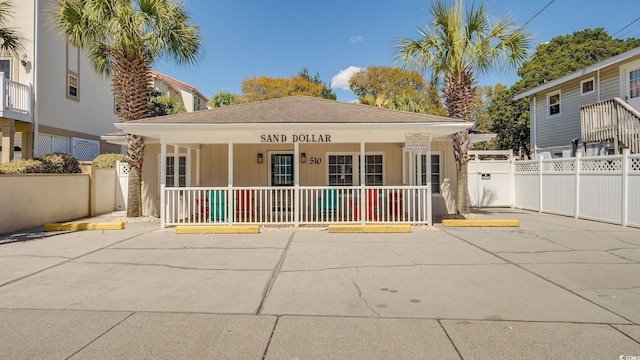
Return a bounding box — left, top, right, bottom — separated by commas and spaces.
272, 154, 294, 186
166, 156, 186, 187
365, 155, 383, 186
328, 155, 353, 186
630, 69, 640, 99
421, 154, 441, 194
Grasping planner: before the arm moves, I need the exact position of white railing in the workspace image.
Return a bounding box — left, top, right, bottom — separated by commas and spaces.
581, 98, 640, 154
163, 186, 431, 227
514, 150, 640, 228
0, 74, 32, 122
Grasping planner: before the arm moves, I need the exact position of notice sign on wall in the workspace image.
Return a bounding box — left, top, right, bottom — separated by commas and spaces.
405, 133, 431, 152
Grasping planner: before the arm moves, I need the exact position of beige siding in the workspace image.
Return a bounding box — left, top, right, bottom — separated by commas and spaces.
142, 141, 459, 217
600, 65, 621, 100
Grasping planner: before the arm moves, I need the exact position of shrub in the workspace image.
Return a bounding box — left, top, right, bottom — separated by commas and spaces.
36, 153, 81, 173
0, 159, 45, 174
93, 153, 127, 168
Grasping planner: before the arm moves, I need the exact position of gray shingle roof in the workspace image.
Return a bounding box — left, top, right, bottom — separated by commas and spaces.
129, 96, 461, 124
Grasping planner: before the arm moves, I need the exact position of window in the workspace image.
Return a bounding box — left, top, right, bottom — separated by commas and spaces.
66, 43, 80, 101
547, 91, 560, 117
580, 78, 594, 95
0, 58, 11, 79
67, 74, 79, 99
328, 155, 354, 186
421, 153, 442, 194
271, 153, 294, 186
630, 69, 640, 99
365, 155, 383, 186
166, 156, 186, 187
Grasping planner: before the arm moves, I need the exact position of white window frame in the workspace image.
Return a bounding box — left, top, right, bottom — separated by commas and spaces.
157, 153, 189, 198
418, 152, 443, 196
0, 57, 13, 79
67, 72, 79, 100
580, 77, 595, 96
547, 90, 561, 117
325, 152, 386, 186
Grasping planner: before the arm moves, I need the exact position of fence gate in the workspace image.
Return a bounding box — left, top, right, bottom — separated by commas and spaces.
116, 161, 129, 211
467, 150, 514, 207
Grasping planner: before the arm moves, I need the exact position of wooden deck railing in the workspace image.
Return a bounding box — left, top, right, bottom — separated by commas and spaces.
162, 186, 431, 227
581, 97, 640, 153
0, 74, 32, 122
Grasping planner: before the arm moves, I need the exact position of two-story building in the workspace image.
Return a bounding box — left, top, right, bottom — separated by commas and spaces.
150, 70, 209, 113
0, 0, 122, 163
515, 46, 640, 158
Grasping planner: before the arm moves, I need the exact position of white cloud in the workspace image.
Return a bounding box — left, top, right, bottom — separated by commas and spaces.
350, 35, 364, 44
330, 66, 364, 90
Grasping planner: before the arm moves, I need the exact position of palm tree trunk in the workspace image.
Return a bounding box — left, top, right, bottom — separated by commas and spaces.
113, 50, 152, 217
443, 67, 475, 215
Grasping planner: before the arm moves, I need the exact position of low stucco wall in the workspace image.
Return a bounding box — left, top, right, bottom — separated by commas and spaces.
0, 174, 90, 234
91, 168, 116, 215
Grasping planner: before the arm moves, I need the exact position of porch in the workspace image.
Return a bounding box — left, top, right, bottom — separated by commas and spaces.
0, 75, 33, 163
163, 186, 431, 226
581, 97, 640, 153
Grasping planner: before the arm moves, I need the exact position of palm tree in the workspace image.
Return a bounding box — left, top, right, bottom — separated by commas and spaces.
211, 91, 244, 108
395, 0, 530, 214
0, 0, 25, 57
54, 0, 202, 217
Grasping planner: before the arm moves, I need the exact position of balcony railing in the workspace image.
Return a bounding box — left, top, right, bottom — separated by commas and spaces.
0, 74, 32, 122
163, 186, 431, 227
581, 97, 640, 153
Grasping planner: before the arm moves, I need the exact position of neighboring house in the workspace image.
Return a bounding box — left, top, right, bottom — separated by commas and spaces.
0, 0, 121, 163
150, 70, 209, 112
515, 46, 640, 158
107, 96, 473, 226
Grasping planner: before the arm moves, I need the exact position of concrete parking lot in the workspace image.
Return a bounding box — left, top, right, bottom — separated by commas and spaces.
1, 209, 639, 359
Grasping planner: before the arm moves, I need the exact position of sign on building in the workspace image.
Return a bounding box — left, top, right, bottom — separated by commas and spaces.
405, 133, 431, 152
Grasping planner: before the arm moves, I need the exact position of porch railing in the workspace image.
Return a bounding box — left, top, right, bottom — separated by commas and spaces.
163, 186, 431, 227
0, 74, 32, 122
581, 97, 640, 153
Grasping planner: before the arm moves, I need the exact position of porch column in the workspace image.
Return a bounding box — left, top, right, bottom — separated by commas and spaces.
195, 148, 200, 186
426, 146, 433, 226
173, 146, 179, 188
360, 141, 366, 225
228, 143, 233, 225
1, 119, 16, 163
160, 142, 167, 228
294, 142, 300, 227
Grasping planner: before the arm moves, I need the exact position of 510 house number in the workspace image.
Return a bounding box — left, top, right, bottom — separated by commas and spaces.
309, 157, 322, 165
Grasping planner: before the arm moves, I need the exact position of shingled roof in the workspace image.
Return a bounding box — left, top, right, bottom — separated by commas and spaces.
128, 96, 460, 124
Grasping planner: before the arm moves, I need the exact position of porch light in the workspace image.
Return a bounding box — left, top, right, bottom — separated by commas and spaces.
301, 153, 306, 163
257, 153, 263, 163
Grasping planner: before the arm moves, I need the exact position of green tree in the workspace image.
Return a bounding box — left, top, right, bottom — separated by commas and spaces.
54, 0, 202, 217
395, 0, 531, 214
0, 0, 24, 57
298, 67, 337, 100
241, 69, 334, 102
494, 28, 640, 156
211, 91, 244, 108
150, 89, 186, 117
349, 66, 425, 100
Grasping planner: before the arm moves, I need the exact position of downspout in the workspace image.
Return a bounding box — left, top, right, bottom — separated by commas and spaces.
32, 0, 39, 156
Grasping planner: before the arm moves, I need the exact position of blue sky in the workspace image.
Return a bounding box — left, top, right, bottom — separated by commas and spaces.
154, 0, 640, 102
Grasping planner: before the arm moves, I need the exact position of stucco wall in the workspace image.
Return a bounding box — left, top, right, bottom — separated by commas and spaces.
0, 174, 90, 234
91, 168, 116, 215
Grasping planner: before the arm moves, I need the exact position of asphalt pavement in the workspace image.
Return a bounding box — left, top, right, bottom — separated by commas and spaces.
0, 209, 639, 359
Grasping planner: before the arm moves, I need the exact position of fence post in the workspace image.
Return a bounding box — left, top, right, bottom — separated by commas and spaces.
574, 153, 581, 219
538, 155, 544, 212
509, 150, 515, 208
622, 149, 629, 227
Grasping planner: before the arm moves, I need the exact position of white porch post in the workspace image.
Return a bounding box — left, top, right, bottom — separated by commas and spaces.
160, 142, 167, 228
294, 142, 300, 227
228, 143, 234, 225
360, 141, 366, 224
195, 148, 200, 186
426, 147, 432, 226
173, 146, 179, 188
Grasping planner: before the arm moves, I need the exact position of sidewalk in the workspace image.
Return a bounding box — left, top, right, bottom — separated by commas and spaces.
0, 209, 639, 359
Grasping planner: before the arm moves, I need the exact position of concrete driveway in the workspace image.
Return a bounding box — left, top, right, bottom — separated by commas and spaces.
0, 209, 639, 359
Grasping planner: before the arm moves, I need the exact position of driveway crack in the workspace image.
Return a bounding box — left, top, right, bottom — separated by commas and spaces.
351, 274, 380, 318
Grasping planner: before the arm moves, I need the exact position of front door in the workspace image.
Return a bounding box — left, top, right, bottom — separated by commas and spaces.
270, 153, 294, 214
624, 60, 640, 111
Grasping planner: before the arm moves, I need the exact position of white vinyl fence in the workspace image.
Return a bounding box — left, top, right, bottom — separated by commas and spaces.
514, 150, 640, 228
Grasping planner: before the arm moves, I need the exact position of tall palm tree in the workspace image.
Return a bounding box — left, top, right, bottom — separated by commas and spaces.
54, 0, 202, 217
395, 0, 530, 214
0, 0, 25, 57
